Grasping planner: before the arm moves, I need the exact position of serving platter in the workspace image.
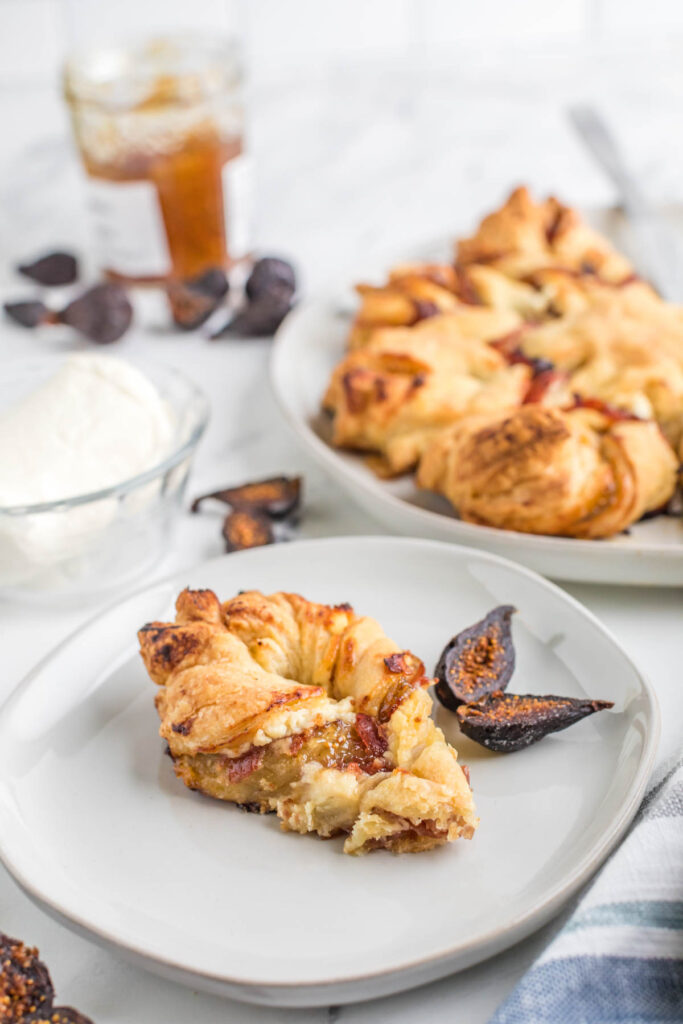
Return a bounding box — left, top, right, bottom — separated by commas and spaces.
0, 537, 658, 1006
271, 304, 683, 588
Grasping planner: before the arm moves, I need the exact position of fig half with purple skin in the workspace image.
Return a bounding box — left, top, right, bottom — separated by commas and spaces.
0, 931, 54, 1021
49, 1009, 96, 1024
17, 250, 78, 286
222, 509, 274, 552
192, 475, 302, 519
456, 691, 614, 753
435, 605, 516, 710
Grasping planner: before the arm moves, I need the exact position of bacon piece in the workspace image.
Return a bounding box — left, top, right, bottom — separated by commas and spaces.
523, 368, 567, 404
355, 714, 388, 757
384, 651, 411, 673
288, 734, 305, 756
226, 747, 264, 783
569, 395, 641, 422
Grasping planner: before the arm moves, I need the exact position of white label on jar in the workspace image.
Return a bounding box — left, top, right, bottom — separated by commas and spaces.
222, 154, 252, 259
86, 178, 171, 278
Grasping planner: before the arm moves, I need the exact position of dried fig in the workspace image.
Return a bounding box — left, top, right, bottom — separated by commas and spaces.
222, 509, 274, 552
212, 281, 293, 338
456, 691, 614, 752
167, 267, 228, 329
17, 251, 78, 286
245, 257, 296, 301
435, 605, 516, 710
4, 300, 49, 328
192, 475, 302, 519
59, 283, 133, 344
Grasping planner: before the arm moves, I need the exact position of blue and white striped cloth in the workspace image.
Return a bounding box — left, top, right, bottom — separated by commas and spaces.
491, 758, 683, 1023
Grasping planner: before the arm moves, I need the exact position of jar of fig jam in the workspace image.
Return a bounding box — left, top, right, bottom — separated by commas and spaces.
64, 35, 250, 284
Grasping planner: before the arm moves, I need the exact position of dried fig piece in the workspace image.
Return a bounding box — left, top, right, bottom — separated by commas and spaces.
17, 251, 78, 286
192, 475, 302, 519
167, 267, 228, 329
222, 509, 274, 552
4, 300, 50, 328
0, 931, 55, 1021
435, 605, 516, 710
245, 257, 296, 301
212, 281, 294, 338
59, 283, 133, 344
456, 691, 614, 753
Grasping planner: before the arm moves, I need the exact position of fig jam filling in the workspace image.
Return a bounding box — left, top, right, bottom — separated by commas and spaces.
215, 717, 392, 793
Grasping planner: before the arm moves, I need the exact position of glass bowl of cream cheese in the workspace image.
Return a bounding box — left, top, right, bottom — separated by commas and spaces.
0, 353, 209, 601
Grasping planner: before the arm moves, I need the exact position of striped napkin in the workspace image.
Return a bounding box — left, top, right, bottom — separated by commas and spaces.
490, 758, 683, 1023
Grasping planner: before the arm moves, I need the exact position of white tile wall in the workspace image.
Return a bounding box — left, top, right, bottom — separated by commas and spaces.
4, 0, 683, 89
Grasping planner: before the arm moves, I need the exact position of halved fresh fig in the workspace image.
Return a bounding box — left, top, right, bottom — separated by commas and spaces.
0, 931, 55, 1020
456, 691, 614, 752
435, 605, 516, 710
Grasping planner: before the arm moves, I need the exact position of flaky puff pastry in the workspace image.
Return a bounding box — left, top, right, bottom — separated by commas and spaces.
323, 314, 531, 476
457, 186, 633, 283
517, 283, 683, 449
348, 262, 522, 348
139, 588, 477, 855
417, 405, 677, 539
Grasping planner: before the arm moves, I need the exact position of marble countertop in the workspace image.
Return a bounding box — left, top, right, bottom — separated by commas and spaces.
1, 58, 682, 1023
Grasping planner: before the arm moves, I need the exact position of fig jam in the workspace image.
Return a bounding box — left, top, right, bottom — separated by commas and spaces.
65, 36, 250, 285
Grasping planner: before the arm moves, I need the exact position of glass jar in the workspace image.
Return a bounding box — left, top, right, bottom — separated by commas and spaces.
64, 34, 250, 284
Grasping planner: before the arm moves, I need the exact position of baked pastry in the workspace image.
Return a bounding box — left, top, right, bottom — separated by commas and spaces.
349, 263, 522, 348
456, 185, 634, 283
417, 404, 678, 539
324, 314, 530, 475
139, 588, 477, 855
516, 283, 683, 449
322, 186, 681, 539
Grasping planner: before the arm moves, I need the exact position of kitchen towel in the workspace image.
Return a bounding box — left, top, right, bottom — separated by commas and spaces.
490, 757, 683, 1023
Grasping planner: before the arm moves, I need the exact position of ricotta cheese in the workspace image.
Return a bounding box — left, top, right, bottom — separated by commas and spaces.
0, 354, 176, 588
0, 354, 174, 506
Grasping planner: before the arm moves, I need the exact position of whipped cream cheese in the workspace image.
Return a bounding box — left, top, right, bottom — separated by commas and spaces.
0, 354, 174, 506
0, 354, 176, 590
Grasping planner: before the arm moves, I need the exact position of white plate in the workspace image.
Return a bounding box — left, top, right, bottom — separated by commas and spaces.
270, 238, 683, 586
0, 537, 657, 1006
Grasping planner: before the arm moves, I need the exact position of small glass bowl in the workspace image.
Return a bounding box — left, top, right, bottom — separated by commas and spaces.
0, 357, 209, 603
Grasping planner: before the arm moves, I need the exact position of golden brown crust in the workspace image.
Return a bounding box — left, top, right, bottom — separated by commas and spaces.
138, 589, 478, 854
325, 315, 530, 475
417, 405, 677, 538
456, 186, 633, 283
322, 185, 681, 538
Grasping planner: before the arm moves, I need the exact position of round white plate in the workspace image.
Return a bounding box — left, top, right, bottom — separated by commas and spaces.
270, 277, 683, 587
0, 537, 657, 1007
